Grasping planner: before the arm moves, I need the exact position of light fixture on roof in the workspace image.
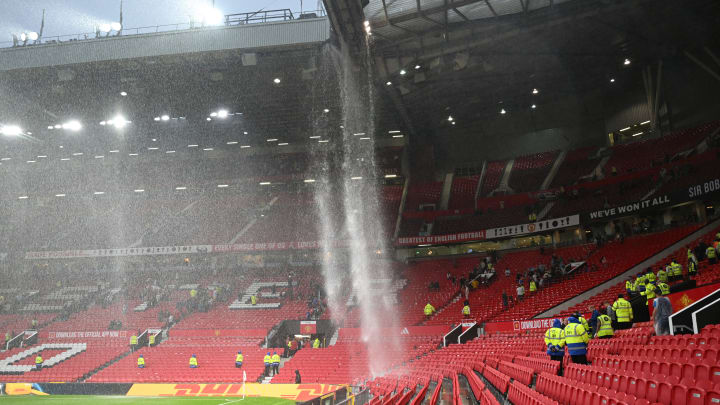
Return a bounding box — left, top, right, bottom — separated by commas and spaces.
351, 176, 363, 180
166, 150, 175, 154
623, 58, 631, 66
500, 108, 506, 115
72, 152, 83, 156
240, 145, 251, 148
0, 125, 23, 136
0, 157, 10, 161
128, 153, 139, 156
61, 120, 82, 131
18, 196, 29, 199
278, 142, 289, 146
451, 121, 456, 125
161, 115, 170, 121
60, 158, 70, 161
273, 78, 281, 84
194, 4, 224, 26
619, 127, 630, 132
267, 139, 278, 142
110, 22, 122, 31
120, 91, 127, 96
259, 181, 271, 185
227, 141, 238, 145
359, 137, 370, 140
400, 69, 406, 76
55, 193, 66, 197
54, 124, 62, 129
95, 155, 104, 159
318, 139, 329, 143
364, 20, 370, 27
415, 65, 421, 70
386, 81, 392, 86
175, 186, 187, 190
48, 126, 54, 129
203, 148, 214, 151
217, 184, 229, 188
109, 150, 119, 153
304, 179, 316, 183
392, 134, 404, 138
353, 132, 365, 136
632, 131, 643, 137
447, 115, 454, 122
154, 117, 161, 121
107, 115, 130, 129
134, 189, 144, 193
323, 108, 330, 113
188, 144, 199, 148
206, 117, 212, 121
531, 104, 537, 109
217, 109, 228, 118
385, 174, 398, 178
610, 78, 615, 83
640, 120, 650, 125
532, 88, 539, 95
94, 191, 105, 195
243, 131, 248, 135
210, 112, 218, 117
388, 130, 401, 133
309, 135, 321, 139
27, 160, 36, 163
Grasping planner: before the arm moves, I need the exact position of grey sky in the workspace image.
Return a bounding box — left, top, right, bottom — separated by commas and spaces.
1, 0, 319, 39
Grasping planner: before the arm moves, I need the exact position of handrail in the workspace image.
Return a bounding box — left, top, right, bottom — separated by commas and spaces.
0, 9, 326, 49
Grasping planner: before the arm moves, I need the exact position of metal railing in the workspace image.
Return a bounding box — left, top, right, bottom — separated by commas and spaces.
0, 9, 326, 49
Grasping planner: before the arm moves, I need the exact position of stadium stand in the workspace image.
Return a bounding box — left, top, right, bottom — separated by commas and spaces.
508, 151, 558, 193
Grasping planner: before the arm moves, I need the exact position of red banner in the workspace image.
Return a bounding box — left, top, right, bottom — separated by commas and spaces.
168, 329, 267, 338
41, 330, 129, 339
300, 321, 317, 334
395, 231, 486, 247
649, 282, 720, 318
338, 326, 450, 338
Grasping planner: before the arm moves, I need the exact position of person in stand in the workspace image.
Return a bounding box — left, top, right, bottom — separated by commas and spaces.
34, 354, 43, 371
130, 333, 138, 352
564, 317, 590, 364
688, 258, 698, 276
595, 313, 614, 339
574, 312, 590, 336
462, 300, 471, 318
646, 268, 656, 283
137, 354, 145, 369
641, 281, 657, 305
604, 301, 618, 330
295, 369, 302, 384
423, 303, 435, 318
671, 260, 683, 281
250, 295, 257, 306
271, 352, 280, 375
502, 291, 509, 309
544, 319, 565, 363
657, 281, 670, 296
235, 351, 243, 368
529, 279, 537, 294
656, 266, 668, 283
516, 284, 525, 301
612, 294, 633, 330
189, 354, 198, 368
707, 244, 717, 265
264, 352, 272, 376
653, 296, 673, 336
313, 337, 320, 349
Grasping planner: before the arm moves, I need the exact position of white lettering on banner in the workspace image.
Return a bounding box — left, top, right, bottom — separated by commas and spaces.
486, 215, 579, 240
688, 178, 720, 199
48, 331, 127, 338
514, 318, 554, 331
588, 195, 672, 220
396, 231, 486, 246
26, 240, 349, 260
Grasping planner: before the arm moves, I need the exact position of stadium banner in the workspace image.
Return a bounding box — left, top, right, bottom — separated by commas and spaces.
485, 215, 580, 240
41, 330, 128, 339
300, 321, 317, 334
2, 383, 134, 396
395, 231, 486, 247
584, 194, 673, 221
484, 317, 559, 334
125, 383, 342, 401
212, 240, 348, 253
167, 329, 267, 338
648, 282, 720, 318
25, 245, 212, 260
338, 326, 450, 338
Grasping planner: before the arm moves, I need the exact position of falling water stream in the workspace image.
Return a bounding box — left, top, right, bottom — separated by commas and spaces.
312, 39, 400, 377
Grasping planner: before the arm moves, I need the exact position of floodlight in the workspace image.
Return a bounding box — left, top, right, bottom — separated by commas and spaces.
62, 120, 82, 131
447, 115, 454, 122
20, 33, 27, 42
154, 117, 161, 121
161, 115, 170, 121
196, 5, 224, 26
323, 108, 329, 113
400, 69, 406, 75
110, 22, 122, 31
531, 104, 537, 109
120, 91, 128, 96
0, 125, 23, 136
623, 58, 631, 65
532, 88, 539, 94
110, 115, 129, 129
273, 78, 281, 84
28, 32, 39, 41
99, 24, 112, 33
217, 109, 228, 118
415, 65, 421, 69
500, 108, 507, 114
386, 81, 392, 86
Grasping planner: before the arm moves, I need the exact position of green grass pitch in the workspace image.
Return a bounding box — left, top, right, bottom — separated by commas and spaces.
0, 396, 296, 405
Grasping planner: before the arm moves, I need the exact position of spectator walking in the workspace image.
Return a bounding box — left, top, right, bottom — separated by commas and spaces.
653, 296, 673, 336
564, 317, 590, 364
516, 284, 525, 301
544, 319, 565, 362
